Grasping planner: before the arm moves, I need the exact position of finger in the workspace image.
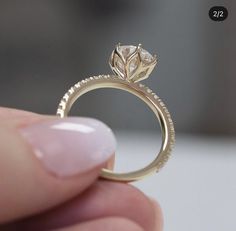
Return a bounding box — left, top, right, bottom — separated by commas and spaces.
0, 107, 116, 170
53, 217, 144, 231
105, 154, 115, 170
18, 181, 162, 231
0, 107, 37, 119
150, 198, 164, 231
0, 108, 116, 223
0, 106, 116, 171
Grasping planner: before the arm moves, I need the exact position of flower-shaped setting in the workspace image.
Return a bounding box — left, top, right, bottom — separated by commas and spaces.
109, 43, 157, 82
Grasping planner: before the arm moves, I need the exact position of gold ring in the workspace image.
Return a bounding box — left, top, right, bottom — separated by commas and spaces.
57, 43, 175, 182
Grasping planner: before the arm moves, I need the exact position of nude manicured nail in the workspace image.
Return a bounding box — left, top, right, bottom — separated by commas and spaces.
20, 117, 116, 177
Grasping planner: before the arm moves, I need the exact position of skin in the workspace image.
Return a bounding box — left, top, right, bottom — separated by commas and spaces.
0, 107, 163, 231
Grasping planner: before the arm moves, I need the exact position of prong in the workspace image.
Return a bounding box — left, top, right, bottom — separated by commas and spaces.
134, 44, 142, 64
109, 50, 115, 67
114, 44, 126, 64
132, 45, 141, 65
151, 54, 158, 65
115, 43, 121, 54
136, 44, 142, 53
116, 43, 121, 49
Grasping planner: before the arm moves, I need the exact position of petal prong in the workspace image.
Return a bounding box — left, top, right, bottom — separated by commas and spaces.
116, 43, 121, 49
115, 44, 126, 64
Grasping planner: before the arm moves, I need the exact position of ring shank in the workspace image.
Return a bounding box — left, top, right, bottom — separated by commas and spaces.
57, 75, 175, 182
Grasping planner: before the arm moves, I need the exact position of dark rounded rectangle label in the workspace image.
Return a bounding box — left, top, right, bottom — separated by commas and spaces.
209, 6, 228, 21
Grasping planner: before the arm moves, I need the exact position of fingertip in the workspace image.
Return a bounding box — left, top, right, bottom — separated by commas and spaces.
0, 115, 117, 223
20, 117, 116, 177
104, 153, 116, 170
53, 217, 144, 231
149, 198, 164, 231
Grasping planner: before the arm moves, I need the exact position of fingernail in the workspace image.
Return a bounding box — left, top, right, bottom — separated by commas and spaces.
20, 117, 116, 177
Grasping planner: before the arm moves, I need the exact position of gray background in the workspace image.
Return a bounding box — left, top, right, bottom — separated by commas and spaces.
0, 0, 235, 135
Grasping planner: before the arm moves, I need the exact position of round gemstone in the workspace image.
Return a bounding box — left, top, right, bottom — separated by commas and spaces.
117, 45, 154, 63
114, 45, 154, 77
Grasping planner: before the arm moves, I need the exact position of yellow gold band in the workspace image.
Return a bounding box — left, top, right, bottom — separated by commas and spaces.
57, 75, 175, 182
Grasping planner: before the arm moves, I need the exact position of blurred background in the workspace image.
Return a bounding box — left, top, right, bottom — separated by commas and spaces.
0, 0, 235, 134
0, 1, 235, 230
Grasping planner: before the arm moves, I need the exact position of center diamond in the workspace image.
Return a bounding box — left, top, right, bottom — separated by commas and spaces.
115, 45, 154, 76
110, 44, 157, 82
118, 45, 154, 62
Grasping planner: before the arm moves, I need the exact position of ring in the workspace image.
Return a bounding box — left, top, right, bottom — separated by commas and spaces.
57, 43, 175, 182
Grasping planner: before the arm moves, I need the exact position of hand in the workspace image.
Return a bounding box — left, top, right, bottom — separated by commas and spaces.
0, 107, 163, 231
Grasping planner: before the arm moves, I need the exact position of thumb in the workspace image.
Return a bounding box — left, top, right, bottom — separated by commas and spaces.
0, 112, 116, 224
